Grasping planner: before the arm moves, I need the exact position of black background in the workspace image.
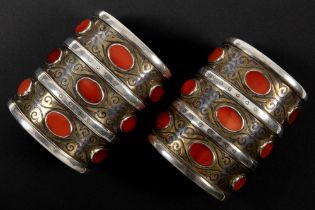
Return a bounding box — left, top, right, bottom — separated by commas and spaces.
0, 0, 314, 209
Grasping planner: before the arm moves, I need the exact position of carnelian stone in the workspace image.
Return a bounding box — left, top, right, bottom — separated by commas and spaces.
181, 79, 197, 95
45, 112, 72, 138
91, 149, 108, 164
245, 70, 271, 95
232, 176, 246, 191
216, 106, 243, 132
155, 112, 171, 129
46, 48, 62, 64
108, 44, 134, 70
150, 86, 164, 103
288, 108, 300, 125
208, 48, 224, 62
17, 78, 32, 96
77, 78, 103, 104
260, 142, 273, 159
75, 19, 91, 33
189, 143, 214, 166
120, 116, 137, 133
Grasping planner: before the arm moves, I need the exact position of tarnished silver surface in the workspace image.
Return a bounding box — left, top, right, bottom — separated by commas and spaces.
148, 134, 226, 201
65, 38, 145, 111
35, 69, 117, 143
97, 10, 172, 79
224, 37, 307, 101
172, 99, 257, 169
199, 67, 283, 136
8, 100, 88, 173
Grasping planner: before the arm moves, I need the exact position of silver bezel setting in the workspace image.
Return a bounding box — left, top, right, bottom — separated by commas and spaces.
148, 134, 226, 201
199, 67, 283, 136
46, 48, 63, 65
172, 99, 257, 169
224, 37, 307, 101
65, 38, 145, 111
97, 10, 172, 79
76, 19, 92, 34
75, 77, 105, 105
44, 111, 73, 138
35, 69, 118, 143
244, 70, 272, 96
18, 79, 33, 97
8, 100, 88, 173
215, 105, 245, 133
107, 43, 135, 71
187, 141, 217, 169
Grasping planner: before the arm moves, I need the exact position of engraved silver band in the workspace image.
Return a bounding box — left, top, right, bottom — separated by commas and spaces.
172, 99, 257, 169
97, 10, 172, 80
35, 69, 117, 143
199, 67, 283, 136
224, 37, 307, 101
8, 100, 88, 173
65, 38, 145, 111
148, 134, 226, 201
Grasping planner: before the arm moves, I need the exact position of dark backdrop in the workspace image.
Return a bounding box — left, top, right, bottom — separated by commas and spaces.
0, 0, 314, 209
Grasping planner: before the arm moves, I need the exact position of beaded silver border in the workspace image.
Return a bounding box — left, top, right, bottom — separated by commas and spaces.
199, 67, 283, 136
35, 69, 117, 143
65, 38, 145, 111
172, 99, 257, 169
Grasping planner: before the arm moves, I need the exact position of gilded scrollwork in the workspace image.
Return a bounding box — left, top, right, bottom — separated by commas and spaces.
153, 108, 248, 194
180, 76, 274, 159
209, 44, 300, 123
13, 80, 108, 166
76, 17, 166, 102
45, 49, 137, 133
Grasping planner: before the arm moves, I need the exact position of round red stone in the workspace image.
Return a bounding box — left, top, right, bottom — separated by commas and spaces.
45, 111, 72, 138
77, 78, 103, 104
91, 149, 108, 164
150, 85, 164, 103
108, 44, 134, 71
216, 106, 243, 132
208, 48, 224, 62
46, 48, 62, 64
120, 116, 137, 133
288, 108, 300, 125
155, 112, 171, 129
189, 143, 214, 166
75, 19, 91, 33
17, 78, 32, 96
260, 142, 273, 159
232, 175, 246, 191
181, 79, 197, 95
245, 70, 271, 95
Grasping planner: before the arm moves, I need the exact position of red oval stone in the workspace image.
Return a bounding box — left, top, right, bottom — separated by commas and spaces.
208, 48, 224, 62
216, 106, 243, 132
232, 175, 246, 191
108, 44, 134, 71
91, 149, 108, 164
77, 78, 103, 104
120, 116, 137, 133
17, 78, 32, 96
245, 70, 271, 95
260, 142, 273, 159
46, 48, 62, 64
189, 143, 214, 166
181, 79, 197, 95
75, 19, 91, 34
45, 111, 72, 138
150, 85, 164, 103
155, 112, 171, 129
288, 108, 300, 125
